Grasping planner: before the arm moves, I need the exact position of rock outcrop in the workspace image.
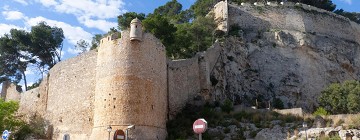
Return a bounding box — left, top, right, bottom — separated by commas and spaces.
209, 2, 360, 111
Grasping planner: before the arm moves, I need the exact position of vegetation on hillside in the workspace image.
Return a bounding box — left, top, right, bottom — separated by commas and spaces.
318, 80, 360, 114
167, 103, 304, 139
114, 0, 218, 59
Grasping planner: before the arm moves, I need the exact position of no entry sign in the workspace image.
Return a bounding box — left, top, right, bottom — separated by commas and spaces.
193, 118, 208, 134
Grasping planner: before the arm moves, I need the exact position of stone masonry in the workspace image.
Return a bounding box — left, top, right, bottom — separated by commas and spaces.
2, 1, 360, 139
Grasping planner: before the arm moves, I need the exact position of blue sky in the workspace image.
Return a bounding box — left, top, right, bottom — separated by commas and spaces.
0, 0, 358, 90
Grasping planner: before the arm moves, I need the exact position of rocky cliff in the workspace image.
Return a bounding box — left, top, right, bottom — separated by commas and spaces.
209, 2, 360, 111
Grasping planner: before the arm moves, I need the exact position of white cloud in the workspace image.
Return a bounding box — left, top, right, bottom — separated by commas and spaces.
36, 0, 58, 7
26, 16, 93, 45
35, 0, 126, 32
340, 0, 352, 5
2, 10, 25, 20
3, 5, 10, 11
13, 0, 29, 5
78, 16, 117, 32
0, 24, 25, 36
24, 68, 34, 75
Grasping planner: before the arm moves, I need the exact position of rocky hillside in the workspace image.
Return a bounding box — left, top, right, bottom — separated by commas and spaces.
209, 2, 360, 111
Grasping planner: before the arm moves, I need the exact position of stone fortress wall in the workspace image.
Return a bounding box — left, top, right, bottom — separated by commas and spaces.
228, 2, 360, 44
18, 50, 98, 139
2, 26, 223, 139
2, 1, 360, 139
90, 28, 168, 140
1, 81, 20, 101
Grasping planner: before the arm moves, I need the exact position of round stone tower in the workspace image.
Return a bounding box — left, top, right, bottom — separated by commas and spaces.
130, 18, 142, 41
90, 19, 167, 139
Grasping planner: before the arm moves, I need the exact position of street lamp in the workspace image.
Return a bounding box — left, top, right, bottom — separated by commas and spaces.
125, 125, 135, 140
107, 126, 112, 140
302, 122, 308, 140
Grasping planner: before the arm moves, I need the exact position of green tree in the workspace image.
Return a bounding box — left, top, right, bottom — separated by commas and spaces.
319, 80, 360, 114
150, 0, 190, 24
301, 0, 336, 11
0, 22, 64, 91
188, 16, 216, 53
74, 39, 89, 54
190, 0, 219, 17
0, 100, 25, 135
116, 0, 217, 59
117, 12, 145, 31
153, 0, 182, 17
172, 23, 193, 59
0, 29, 32, 90
90, 34, 103, 50
29, 22, 64, 68
142, 15, 177, 56
334, 9, 360, 24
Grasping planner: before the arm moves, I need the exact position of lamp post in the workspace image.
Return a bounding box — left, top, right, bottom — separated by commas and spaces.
107, 126, 112, 140
125, 125, 135, 140
302, 122, 308, 140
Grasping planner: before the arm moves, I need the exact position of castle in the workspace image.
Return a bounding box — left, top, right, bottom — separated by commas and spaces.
0, 2, 227, 139
2, 1, 360, 139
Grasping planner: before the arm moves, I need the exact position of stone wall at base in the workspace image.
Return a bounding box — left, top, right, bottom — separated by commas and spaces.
273, 108, 303, 117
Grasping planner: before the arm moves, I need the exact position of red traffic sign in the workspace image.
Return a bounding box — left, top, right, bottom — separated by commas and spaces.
193, 118, 208, 134
113, 129, 125, 140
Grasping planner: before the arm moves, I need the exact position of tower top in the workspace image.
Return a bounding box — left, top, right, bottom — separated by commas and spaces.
131, 18, 142, 25
130, 18, 143, 41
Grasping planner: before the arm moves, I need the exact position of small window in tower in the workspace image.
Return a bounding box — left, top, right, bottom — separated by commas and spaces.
136, 25, 137, 28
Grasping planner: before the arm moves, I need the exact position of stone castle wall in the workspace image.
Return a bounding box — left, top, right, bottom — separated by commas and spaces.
167, 42, 222, 119
0, 81, 20, 101
5, 1, 360, 139
168, 57, 200, 119
45, 50, 97, 139
90, 31, 168, 140
228, 2, 360, 44
18, 51, 97, 139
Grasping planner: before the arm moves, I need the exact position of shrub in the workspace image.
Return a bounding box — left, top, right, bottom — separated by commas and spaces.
249, 130, 259, 138
221, 99, 234, 113
313, 107, 329, 116
272, 98, 284, 109
228, 25, 242, 37
319, 80, 360, 114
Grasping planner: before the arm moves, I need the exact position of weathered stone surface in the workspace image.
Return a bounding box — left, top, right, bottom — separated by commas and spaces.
314, 115, 326, 128
209, 3, 360, 111
90, 31, 167, 140
255, 125, 287, 140
2, 1, 360, 139
1, 81, 20, 101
